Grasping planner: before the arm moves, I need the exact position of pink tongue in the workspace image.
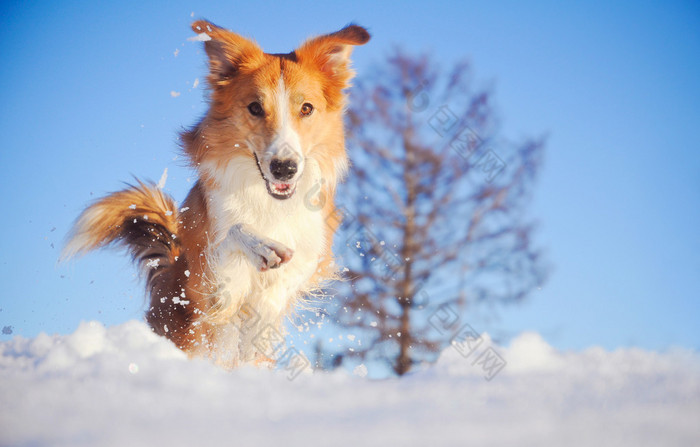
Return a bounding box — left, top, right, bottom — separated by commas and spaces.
274, 183, 290, 192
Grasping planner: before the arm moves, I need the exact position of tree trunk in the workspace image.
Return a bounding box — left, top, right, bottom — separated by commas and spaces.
394, 131, 417, 376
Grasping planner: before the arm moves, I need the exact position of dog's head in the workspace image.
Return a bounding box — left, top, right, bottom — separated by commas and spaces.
186, 20, 369, 200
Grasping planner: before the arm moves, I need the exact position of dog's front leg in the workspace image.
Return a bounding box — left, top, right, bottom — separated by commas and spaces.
227, 224, 294, 272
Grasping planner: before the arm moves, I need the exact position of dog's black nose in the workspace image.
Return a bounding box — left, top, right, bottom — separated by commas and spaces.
270, 159, 297, 181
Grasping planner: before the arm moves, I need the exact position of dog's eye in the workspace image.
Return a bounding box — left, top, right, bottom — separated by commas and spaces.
300, 103, 314, 117
247, 102, 264, 117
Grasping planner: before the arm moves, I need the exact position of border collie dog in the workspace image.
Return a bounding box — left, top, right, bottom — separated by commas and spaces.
65, 20, 370, 367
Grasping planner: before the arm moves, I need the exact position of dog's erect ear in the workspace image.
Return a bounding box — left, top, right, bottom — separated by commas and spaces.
191, 20, 264, 85
296, 24, 370, 107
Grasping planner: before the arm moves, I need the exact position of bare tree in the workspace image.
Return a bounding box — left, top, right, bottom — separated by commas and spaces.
317, 50, 546, 376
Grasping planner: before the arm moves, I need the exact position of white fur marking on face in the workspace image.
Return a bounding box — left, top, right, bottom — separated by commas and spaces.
263, 77, 304, 179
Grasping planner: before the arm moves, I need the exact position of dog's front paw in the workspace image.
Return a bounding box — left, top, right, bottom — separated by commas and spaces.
250, 239, 294, 272
228, 224, 294, 272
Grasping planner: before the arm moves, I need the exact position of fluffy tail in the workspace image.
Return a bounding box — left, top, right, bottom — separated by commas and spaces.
63, 181, 181, 285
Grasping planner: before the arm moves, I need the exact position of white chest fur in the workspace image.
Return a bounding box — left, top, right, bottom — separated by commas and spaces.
200, 156, 326, 363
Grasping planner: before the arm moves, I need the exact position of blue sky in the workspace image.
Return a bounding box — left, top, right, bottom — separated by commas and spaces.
0, 0, 698, 352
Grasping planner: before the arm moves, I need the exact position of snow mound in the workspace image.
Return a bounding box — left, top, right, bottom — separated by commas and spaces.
1, 321, 699, 446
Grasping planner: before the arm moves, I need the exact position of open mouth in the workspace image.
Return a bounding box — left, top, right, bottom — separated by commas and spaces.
266, 180, 296, 199
253, 153, 297, 200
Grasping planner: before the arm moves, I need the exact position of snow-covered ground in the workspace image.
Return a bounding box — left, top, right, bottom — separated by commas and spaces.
1, 321, 698, 447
